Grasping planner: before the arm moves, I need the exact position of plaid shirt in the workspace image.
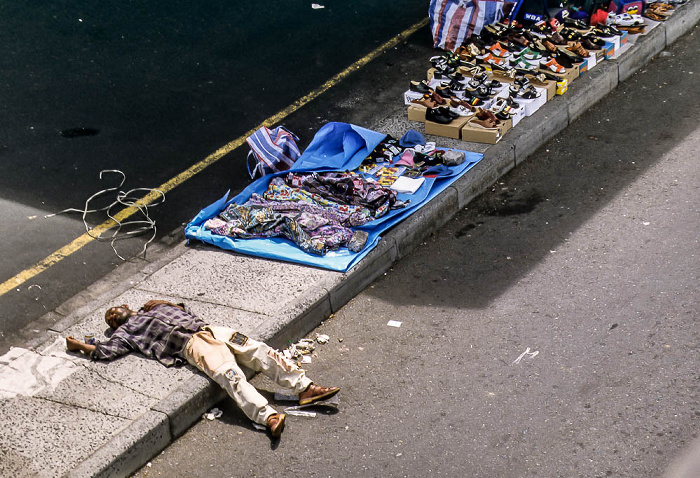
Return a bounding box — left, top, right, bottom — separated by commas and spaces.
91, 303, 206, 367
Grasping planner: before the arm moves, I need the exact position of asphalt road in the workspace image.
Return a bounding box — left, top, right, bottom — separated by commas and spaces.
133, 26, 700, 478
0, 1, 428, 350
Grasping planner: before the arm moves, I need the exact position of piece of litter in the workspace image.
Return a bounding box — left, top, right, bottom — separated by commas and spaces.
301, 355, 312, 364
512, 347, 539, 364
387, 320, 402, 328
316, 334, 329, 344
311, 3, 325, 8
642, 221, 650, 226
284, 406, 317, 418
202, 407, 223, 420
274, 392, 299, 402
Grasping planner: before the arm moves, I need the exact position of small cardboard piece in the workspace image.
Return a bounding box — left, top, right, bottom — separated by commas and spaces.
460, 116, 511, 144
556, 79, 569, 95
407, 105, 426, 122
425, 115, 471, 139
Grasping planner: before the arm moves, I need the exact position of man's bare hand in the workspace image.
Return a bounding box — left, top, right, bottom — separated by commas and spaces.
66, 336, 95, 355
66, 336, 83, 351
143, 300, 183, 312
142, 300, 170, 311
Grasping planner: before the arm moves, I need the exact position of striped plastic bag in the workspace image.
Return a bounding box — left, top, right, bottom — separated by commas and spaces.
429, 0, 507, 52
246, 126, 301, 179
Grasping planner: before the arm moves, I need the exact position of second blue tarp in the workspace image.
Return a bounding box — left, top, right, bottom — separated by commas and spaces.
185, 122, 483, 272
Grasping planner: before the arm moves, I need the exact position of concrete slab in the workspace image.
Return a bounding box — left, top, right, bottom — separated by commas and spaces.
510, 98, 571, 165
328, 238, 398, 316
136, 246, 336, 316
68, 410, 171, 478
616, 21, 666, 82
34, 366, 153, 420
0, 340, 81, 400
664, 0, 700, 45
386, 186, 460, 260
451, 140, 515, 208
151, 374, 225, 439
566, 62, 619, 123
0, 396, 130, 478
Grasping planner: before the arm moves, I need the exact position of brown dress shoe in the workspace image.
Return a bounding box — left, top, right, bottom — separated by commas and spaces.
298, 384, 340, 405
267, 413, 286, 438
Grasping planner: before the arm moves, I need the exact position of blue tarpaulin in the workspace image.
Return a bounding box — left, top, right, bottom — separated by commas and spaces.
185, 122, 483, 272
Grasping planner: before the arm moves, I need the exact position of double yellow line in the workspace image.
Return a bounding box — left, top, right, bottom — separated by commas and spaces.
0, 18, 428, 298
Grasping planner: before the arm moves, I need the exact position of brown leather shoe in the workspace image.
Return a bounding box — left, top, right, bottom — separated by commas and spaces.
267, 413, 286, 438
298, 384, 340, 405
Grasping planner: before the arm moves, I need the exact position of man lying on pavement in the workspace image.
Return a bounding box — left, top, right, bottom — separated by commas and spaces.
65, 299, 340, 438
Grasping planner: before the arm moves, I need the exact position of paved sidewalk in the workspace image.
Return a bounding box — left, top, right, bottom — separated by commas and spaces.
1, 5, 698, 477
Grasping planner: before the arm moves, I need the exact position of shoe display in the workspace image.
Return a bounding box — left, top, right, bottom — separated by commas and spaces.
405, 1, 692, 144
540, 57, 566, 73
409, 80, 432, 94
426, 107, 454, 124
567, 42, 588, 57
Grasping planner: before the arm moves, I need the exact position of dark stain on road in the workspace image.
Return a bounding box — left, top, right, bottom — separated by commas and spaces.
59, 127, 100, 138
484, 190, 544, 216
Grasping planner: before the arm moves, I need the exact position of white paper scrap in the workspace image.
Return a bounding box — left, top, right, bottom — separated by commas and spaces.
512, 347, 539, 364
390, 176, 425, 194
311, 3, 325, 8
387, 320, 402, 328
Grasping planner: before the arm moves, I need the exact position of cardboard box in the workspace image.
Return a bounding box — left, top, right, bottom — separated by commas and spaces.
619, 31, 629, 45
425, 115, 471, 139
404, 89, 425, 105
545, 64, 579, 83
519, 88, 547, 116
460, 117, 512, 144
578, 53, 598, 75
407, 105, 426, 122
556, 79, 569, 95
527, 78, 557, 101
602, 41, 615, 60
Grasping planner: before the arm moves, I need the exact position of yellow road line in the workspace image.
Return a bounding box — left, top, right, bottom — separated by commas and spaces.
0, 18, 429, 298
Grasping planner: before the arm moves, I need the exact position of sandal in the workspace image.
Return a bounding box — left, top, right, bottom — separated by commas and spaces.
560, 27, 582, 42
519, 46, 543, 60
540, 57, 566, 73
487, 43, 512, 58
644, 11, 666, 21
511, 57, 539, 71
517, 85, 541, 99
476, 52, 508, 66
411, 94, 439, 108
567, 42, 588, 57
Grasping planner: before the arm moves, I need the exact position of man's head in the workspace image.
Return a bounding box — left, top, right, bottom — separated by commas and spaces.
104, 304, 135, 329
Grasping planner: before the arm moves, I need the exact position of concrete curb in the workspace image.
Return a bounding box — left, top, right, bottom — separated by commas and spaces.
68, 9, 699, 478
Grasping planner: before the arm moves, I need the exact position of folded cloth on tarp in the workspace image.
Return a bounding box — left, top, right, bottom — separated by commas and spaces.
184, 122, 484, 272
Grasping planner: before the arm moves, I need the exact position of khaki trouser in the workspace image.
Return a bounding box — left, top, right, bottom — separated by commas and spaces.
183, 326, 312, 425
